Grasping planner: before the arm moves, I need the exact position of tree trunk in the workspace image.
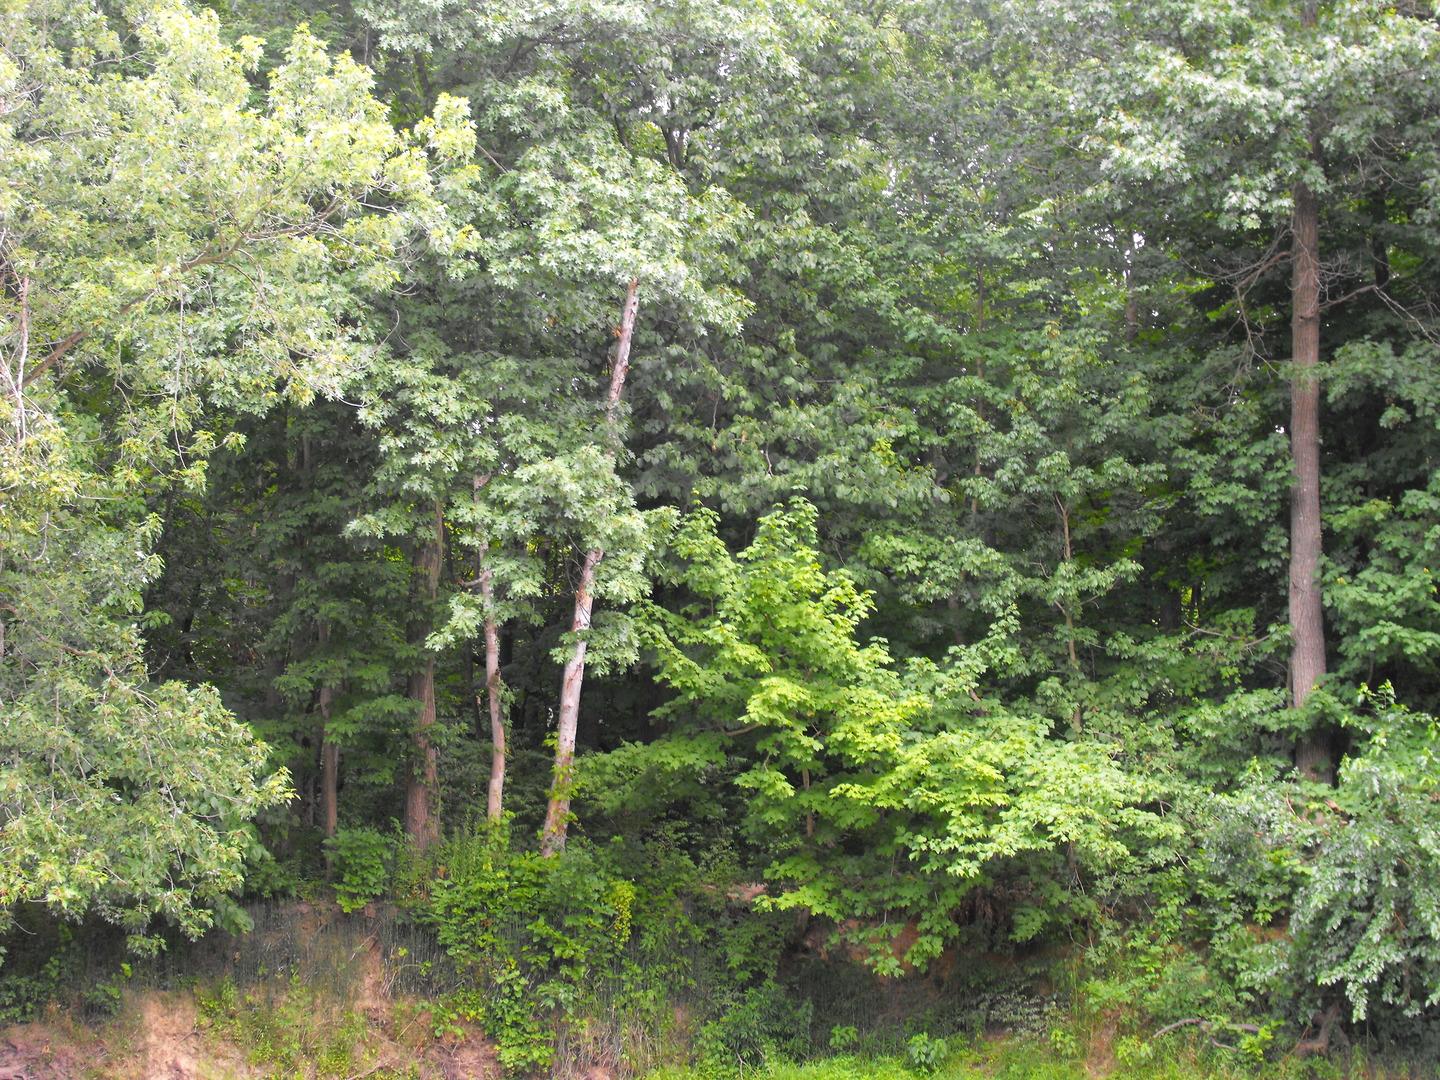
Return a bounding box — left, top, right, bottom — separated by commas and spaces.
317, 625, 340, 868
1289, 175, 1331, 780
539, 279, 640, 857
319, 696, 339, 876
469, 473, 507, 823
483, 566, 506, 822
319, 733, 339, 836
404, 500, 445, 852
540, 548, 602, 856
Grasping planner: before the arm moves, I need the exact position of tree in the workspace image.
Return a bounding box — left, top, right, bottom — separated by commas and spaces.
540, 280, 640, 856
594, 501, 1151, 971
1038, 0, 1440, 776
1, 0, 467, 936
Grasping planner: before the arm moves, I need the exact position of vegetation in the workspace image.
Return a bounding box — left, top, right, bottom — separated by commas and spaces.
7, 0, 1440, 1073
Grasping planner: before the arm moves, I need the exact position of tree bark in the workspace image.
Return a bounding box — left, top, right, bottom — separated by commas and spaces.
404, 500, 445, 851
319, 732, 339, 836
483, 565, 506, 822
319, 685, 340, 876
1289, 175, 1331, 779
540, 547, 602, 855
468, 474, 508, 823
317, 624, 340, 851
539, 279, 640, 857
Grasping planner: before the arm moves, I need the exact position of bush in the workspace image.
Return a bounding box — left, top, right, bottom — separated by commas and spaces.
1292, 691, 1440, 1024
419, 825, 723, 1074
324, 826, 395, 913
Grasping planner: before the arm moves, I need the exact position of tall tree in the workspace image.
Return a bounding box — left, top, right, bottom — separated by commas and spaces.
0, 0, 468, 933
1037, 0, 1440, 776
540, 279, 640, 856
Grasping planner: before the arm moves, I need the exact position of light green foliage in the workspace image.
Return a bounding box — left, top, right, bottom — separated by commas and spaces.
1046, 0, 1440, 229
626, 501, 1153, 972
629, 501, 936, 915
906, 1032, 949, 1073
0, 401, 290, 942
642, 499, 929, 815
0, 0, 468, 941
197, 974, 372, 1078
13, 0, 1440, 1057
2, 0, 465, 407
490, 449, 678, 677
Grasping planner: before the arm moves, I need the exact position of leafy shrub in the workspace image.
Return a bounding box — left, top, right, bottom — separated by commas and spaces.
0, 915, 131, 1021
1292, 689, 1440, 1022
697, 980, 813, 1073
419, 825, 721, 1074
324, 826, 395, 913
196, 974, 368, 1077
904, 1031, 948, 1073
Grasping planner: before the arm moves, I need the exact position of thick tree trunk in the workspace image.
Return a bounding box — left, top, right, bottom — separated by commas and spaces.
320, 734, 339, 836
539, 279, 639, 857
1289, 176, 1331, 780
404, 501, 445, 852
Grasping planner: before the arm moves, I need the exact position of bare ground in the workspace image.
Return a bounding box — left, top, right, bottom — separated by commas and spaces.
0, 928, 501, 1080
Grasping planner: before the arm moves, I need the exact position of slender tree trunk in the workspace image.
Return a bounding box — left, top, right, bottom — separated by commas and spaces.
320, 733, 339, 835
467, 474, 508, 823
483, 565, 506, 822
317, 625, 340, 860
319, 689, 339, 875
971, 271, 985, 516
404, 500, 445, 851
540, 279, 640, 857
540, 548, 602, 855
1289, 173, 1331, 779
603, 280, 642, 425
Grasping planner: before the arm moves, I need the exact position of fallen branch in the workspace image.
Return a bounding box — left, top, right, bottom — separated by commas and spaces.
1151, 1017, 1262, 1048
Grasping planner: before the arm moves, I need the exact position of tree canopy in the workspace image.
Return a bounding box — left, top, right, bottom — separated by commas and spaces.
7, 0, 1440, 1046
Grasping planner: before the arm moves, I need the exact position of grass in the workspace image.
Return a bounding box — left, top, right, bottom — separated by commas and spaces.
634, 1032, 1431, 1080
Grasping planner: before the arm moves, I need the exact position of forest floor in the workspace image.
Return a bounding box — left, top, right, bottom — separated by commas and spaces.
0, 901, 1420, 1080
0, 901, 501, 1080
0, 991, 1420, 1080
0, 1003, 1403, 1080
0, 979, 500, 1080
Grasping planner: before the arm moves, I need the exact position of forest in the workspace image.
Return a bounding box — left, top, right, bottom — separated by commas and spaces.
6, 0, 1440, 1075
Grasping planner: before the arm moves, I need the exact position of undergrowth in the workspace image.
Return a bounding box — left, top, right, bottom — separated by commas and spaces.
638, 1038, 1433, 1080
196, 976, 378, 1079
9, 811, 1440, 1080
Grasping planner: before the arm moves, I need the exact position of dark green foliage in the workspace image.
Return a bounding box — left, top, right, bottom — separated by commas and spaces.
0, 913, 133, 1023
697, 981, 815, 1073
419, 826, 720, 1072
1293, 688, 1440, 1023
15, 0, 1440, 1068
